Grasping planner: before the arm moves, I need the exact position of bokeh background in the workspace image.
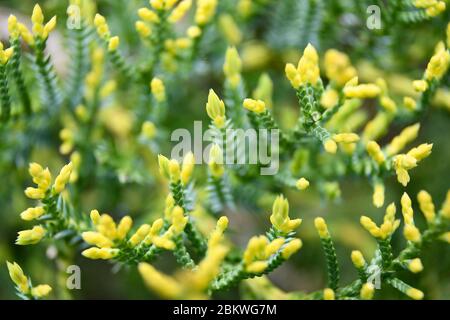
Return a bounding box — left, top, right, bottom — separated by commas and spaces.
0, 0, 449, 299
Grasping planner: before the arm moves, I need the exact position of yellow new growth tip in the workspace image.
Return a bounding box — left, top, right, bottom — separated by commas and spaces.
332, 133, 360, 143
401, 192, 414, 225
82, 247, 119, 260
129, 224, 151, 247
94, 14, 110, 39
286, 44, 320, 89
314, 217, 329, 238
296, 178, 310, 190
412, 80, 428, 92
16, 225, 46, 245
404, 224, 421, 243
417, 190, 436, 223
406, 287, 424, 300
31, 285, 52, 298
270, 195, 302, 233
386, 123, 420, 156
425, 46, 450, 81
7, 261, 29, 294
139, 263, 182, 299
243, 98, 266, 114
82, 231, 114, 248
20, 207, 45, 221
360, 283, 374, 300
136, 21, 152, 38
223, 47, 242, 88
168, 0, 193, 24
323, 139, 337, 154
208, 144, 224, 178
108, 36, 120, 52
407, 143, 433, 162
117, 216, 133, 240
0, 43, 14, 65
323, 288, 335, 300
351, 250, 366, 269
181, 152, 195, 185
138, 8, 160, 23
281, 239, 302, 259
408, 258, 424, 273
206, 89, 226, 128
169, 159, 181, 182
403, 97, 417, 111
195, 0, 218, 26
343, 84, 381, 99
151, 77, 166, 102
441, 191, 450, 219
53, 162, 73, 193
360, 216, 381, 238
373, 183, 385, 208
366, 141, 385, 164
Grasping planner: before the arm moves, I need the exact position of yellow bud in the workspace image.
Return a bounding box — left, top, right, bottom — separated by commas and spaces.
117, 216, 133, 240
217, 216, 229, 232
24, 187, 46, 200
360, 283, 374, 300
412, 80, 428, 92
243, 98, 266, 114
108, 36, 120, 51
314, 217, 329, 238
138, 8, 160, 23
219, 14, 242, 45
323, 139, 337, 154
53, 162, 73, 193
246, 261, 269, 274
31, 4, 44, 25
343, 84, 381, 98
373, 183, 385, 208
441, 190, 450, 219
136, 21, 152, 38
408, 258, 423, 273
168, 0, 193, 23
171, 206, 188, 234
129, 224, 151, 247
404, 224, 421, 243
406, 288, 424, 300
151, 77, 166, 102
20, 207, 45, 221
158, 154, 170, 179
386, 123, 420, 156
417, 190, 435, 223
285, 63, 300, 89
16, 226, 46, 245
181, 152, 195, 185
138, 263, 182, 299
296, 178, 310, 190
407, 143, 433, 162
380, 96, 397, 113
43, 16, 57, 38
206, 89, 226, 127
223, 46, 242, 87
333, 133, 360, 143
320, 89, 339, 109
208, 144, 224, 178
6, 261, 29, 294
403, 97, 417, 111
351, 250, 366, 269
281, 239, 302, 259
141, 121, 157, 139
169, 159, 181, 182
187, 25, 202, 38
90, 210, 101, 225
323, 288, 335, 300
366, 141, 385, 164
82, 247, 119, 260
82, 231, 114, 248
31, 284, 52, 298
360, 216, 381, 238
